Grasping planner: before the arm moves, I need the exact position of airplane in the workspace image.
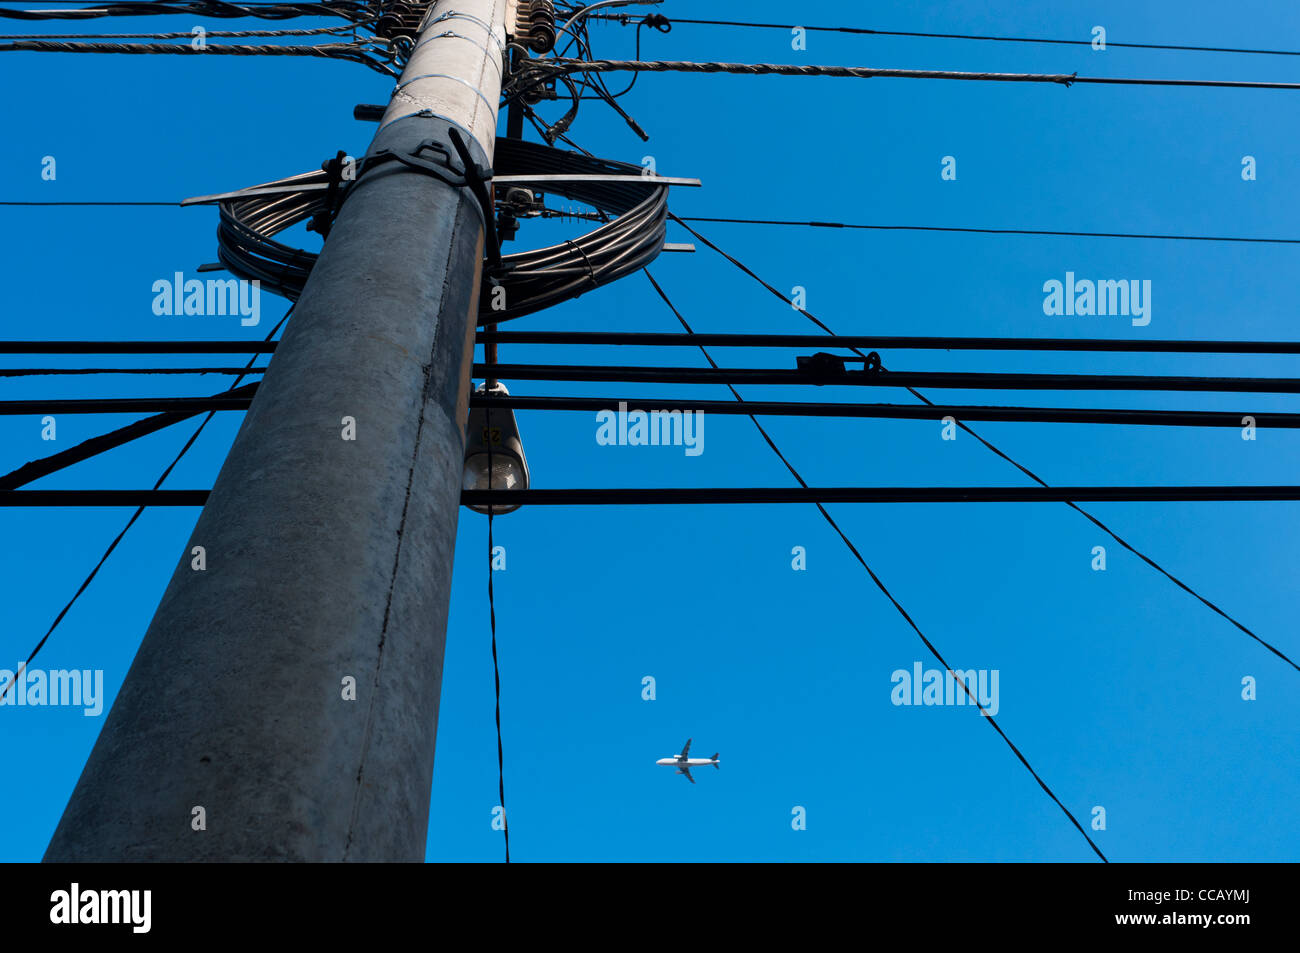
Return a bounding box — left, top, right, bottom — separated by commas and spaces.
656, 738, 719, 784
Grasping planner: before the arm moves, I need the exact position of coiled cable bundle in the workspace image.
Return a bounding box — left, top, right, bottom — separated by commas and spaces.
204, 137, 670, 323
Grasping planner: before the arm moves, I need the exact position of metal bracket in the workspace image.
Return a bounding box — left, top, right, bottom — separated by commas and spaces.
357, 126, 501, 268
363, 137, 469, 189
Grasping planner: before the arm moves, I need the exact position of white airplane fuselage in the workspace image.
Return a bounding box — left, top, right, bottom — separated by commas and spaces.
658, 739, 718, 782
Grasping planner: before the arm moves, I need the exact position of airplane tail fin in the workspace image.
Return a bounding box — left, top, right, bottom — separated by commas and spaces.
711, 753, 720, 769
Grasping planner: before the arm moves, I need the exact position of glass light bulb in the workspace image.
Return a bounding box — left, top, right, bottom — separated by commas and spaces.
463, 454, 525, 492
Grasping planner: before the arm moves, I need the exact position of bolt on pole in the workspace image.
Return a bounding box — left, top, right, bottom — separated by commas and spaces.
44, 0, 510, 862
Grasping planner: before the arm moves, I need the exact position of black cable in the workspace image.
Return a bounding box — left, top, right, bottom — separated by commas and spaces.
0, 490, 210, 505
641, 269, 1107, 862
588, 13, 1300, 59
477, 330, 1300, 355
0, 1, 365, 21
0, 340, 277, 354
471, 362, 1300, 394
0, 306, 289, 703
11, 201, 1298, 246
485, 405, 509, 864
0, 21, 368, 38
670, 216, 1300, 675
518, 58, 1300, 93
0, 38, 396, 74
675, 216, 1300, 245
14, 486, 1300, 507
0, 382, 260, 490
462, 486, 1300, 504
473, 395, 1300, 429
207, 139, 670, 321
0, 366, 267, 375
0, 396, 255, 414
557, 21, 650, 137
0, 200, 177, 206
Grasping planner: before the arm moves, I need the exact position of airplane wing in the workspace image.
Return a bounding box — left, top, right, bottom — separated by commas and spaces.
678, 738, 692, 761
678, 765, 695, 784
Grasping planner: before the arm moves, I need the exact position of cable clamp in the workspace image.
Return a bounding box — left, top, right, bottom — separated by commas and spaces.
359, 127, 501, 268
306, 150, 350, 239
796, 352, 848, 384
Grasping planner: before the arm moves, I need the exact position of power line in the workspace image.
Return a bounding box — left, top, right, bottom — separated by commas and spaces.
0, 366, 268, 376
0, 308, 289, 704
473, 362, 1300, 394
589, 13, 1300, 59
0, 490, 210, 505
10, 200, 1299, 247
0, 382, 260, 490
484, 403, 509, 864
474, 394, 1300, 429
0, 340, 276, 353
670, 216, 1300, 675
522, 58, 1300, 92
0, 21, 368, 38
0, 200, 177, 206
675, 216, 1300, 245
0, 395, 255, 414
462, 486, 1300, 505
478, 330, 1300, 355
0, 38, 395, 74
0, 1, 363, 20
10, 485, 1300, 506
640, 268, 1107, 862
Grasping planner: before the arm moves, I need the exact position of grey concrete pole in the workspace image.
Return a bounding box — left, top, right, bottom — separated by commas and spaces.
44, 0, 511, 862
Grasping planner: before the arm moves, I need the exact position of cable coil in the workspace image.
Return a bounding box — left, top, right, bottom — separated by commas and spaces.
211, 137, 670, 323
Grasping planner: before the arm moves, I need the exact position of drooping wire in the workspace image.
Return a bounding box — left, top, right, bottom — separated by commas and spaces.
485, 402, 509, 863
13, 201, 1300, 247
512, 16, 649, 140
0, 305, 291, 703
669, 215, 1300, 675
642, 268, 1108, 862
675, 216, 1300, 246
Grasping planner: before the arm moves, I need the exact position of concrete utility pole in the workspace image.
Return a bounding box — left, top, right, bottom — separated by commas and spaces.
45, 0, 510, 862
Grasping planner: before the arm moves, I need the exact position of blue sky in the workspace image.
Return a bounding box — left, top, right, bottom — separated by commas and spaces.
2, 0, 1298, 862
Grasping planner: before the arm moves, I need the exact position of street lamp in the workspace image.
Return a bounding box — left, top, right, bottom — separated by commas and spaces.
463, 380, 529, 514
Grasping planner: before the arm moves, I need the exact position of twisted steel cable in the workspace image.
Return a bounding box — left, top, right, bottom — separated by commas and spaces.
0, 37, 396, 72
512, 57, 1300, 92
0, 1, 366, 22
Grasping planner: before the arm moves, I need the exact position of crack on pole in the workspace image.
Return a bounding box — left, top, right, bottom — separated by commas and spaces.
341, 199, 467, 861
390, 87, 425, 110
